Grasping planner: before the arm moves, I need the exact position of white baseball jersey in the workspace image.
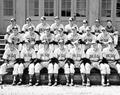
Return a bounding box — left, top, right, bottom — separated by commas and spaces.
22, 23, 35, 32
69, 47, 85, 61
50, 23, 64, 31
37, 47, 54, 61
3, 48, 19, 61
86, 47, 102, 62
79, 25, 88, 34
6, 24, 20, 33
97, 32, 112, 44
65, 24, 78, 34
82, 33, 96, 44
20, 48, 36, 62
91, 25, 104, 34
23, 31, 39, 44
102, 47, 120, 62
36, 23, 50, 33
54, 47, 68, 60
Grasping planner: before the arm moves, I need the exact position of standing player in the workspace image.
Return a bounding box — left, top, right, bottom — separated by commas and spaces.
0, 42, 19, 85
91, 19, 104, 36
84, 42, 102, 86
102, 42, 120, 86
20, 42, 36, 86
65, 17, 78, 35
5, 18, 20, 43
36, 16, 50, 34
79, 19, 88, 34
105, 20, 118, 47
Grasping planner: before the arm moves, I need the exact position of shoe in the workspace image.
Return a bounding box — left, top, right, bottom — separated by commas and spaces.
53, 82, 57, 86
0, 81, 3, 85
66, 82, 69, 86
106, 82, 110, 86
102, 83, 106, 87
35, 82, 39, 86
29, 82, 32, 86
70, 82, 74, 86
17, 81, 22, 85
86, 82, 90, 87
48, 82, 52, 86
12, 81, 16, 86
82, 82, 86, 86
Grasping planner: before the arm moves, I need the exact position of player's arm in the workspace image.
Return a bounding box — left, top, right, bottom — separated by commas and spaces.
115, 50, 120, 61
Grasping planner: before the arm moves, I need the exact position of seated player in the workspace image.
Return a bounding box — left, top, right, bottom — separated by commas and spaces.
105, 20, 118, 47
7, 26, 23, 52
5, 18, 20, 43
102, 42, 120, 86
0, 42, 19, 85
69, 41, 85, 86
82, 26, 97, 51
36, 16, 50, 34
79, 19, 88, 34
97, 27, 112, 50
91, 19, 104, 36
65, 17, 78, 35
53, 40, 74, 86
36, 41, 53, 86
82, 42, 102, 86
22, 17, 35, 33
50, 16, 64, 35
20, 42, 36, 86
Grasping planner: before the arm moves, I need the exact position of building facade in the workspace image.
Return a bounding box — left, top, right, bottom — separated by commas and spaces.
0, 0, 120, 34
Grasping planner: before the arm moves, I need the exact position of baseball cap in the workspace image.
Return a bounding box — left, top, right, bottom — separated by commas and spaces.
95, 19, 100, 22
69, 17, 74, 21
26, 17, 31, 21
54, 16, 60, 20
41, 16, 46, 20
10, 18, 16, 22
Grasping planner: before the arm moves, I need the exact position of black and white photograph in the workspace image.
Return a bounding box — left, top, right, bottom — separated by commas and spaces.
0, 0, 120, 95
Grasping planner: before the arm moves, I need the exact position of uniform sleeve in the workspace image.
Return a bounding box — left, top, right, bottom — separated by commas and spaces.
115, 50, 120, 60
102, 49, 107, 58
36, 24, 40, 32
17, 25, 21, 33
53, 49, 59, 58
20, 50, 24, 58
2, 50, 9, 59
22, 24, 26, 32
16, 50, 20, 59
32, 50, 36, 59
6, 25, 11, 33
86, 49, 91, 58
50, 24, 55, 31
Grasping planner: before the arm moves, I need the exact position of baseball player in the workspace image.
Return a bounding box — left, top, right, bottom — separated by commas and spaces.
102, 42, 120, 86
36, 16, 50, 34
20, 42, 36, 86
97, 27, 112, 50
82, 26, 97, 51
22, 17, 35, 33
79, 19, 88, 34
84, 42, 102, 86
50, 16, 64, 35
0, 42, 19, 85
36, 41, 54, 86
65, 17, 78, 35
105, 20, 118, 47
5, 18, 20, 43
91, 19, 104, 36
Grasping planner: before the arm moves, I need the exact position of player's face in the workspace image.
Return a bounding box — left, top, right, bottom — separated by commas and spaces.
101, 29, 106, 33
11, 21, 16, 25
69, 20, 73, 24
41, 19, 46, 24
107, 21, 112, 27
59, 42, 64, 49
44, 43, 49, 50
55, 19, 60, 24
93, 43, 98, 49
26, 20, 31, 24
9, 44, 14, 51
95, 21, 100, 26
13, 28, 18, 34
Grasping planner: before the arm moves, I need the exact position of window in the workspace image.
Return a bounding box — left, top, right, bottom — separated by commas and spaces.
116, 0, 120, 17
61, 0, 71, 17
29, 0, 39, 16
44, 0, 54, 16
3, 0, 13, 16
101, 0, 111, 17
76, 0, 86, 17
